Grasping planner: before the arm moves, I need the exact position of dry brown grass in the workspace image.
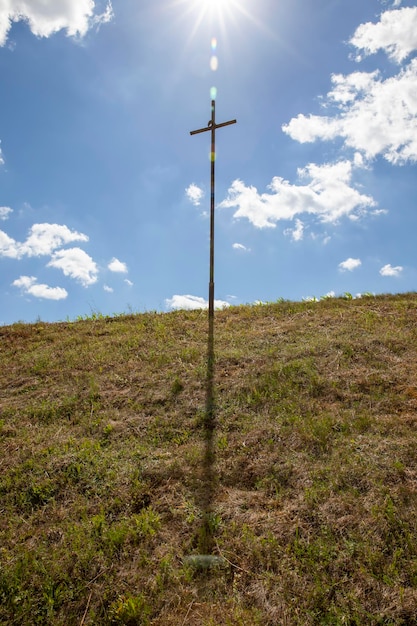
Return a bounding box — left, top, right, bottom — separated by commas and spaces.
1, 293, 417, 624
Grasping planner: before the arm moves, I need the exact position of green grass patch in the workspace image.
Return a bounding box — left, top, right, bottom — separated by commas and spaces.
1, 293, 417, 624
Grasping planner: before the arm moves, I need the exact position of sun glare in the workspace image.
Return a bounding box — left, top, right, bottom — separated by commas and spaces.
171, 0, 261, 47
167, 0, 275, 102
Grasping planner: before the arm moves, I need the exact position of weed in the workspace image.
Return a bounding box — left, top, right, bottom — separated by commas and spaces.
109, 593, 151, 625
170, 376, 184, 395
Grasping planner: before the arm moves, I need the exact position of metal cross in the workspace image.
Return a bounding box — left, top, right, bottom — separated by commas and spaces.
190, 99, 236, 325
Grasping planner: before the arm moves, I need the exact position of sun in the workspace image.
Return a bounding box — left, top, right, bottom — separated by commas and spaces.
196, 0, 237, 19
170, 0, 259, 45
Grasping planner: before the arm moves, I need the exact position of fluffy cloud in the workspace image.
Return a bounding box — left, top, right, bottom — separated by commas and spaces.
379, 263, 403, 277
283, 9, 417, 165
165, 294, 230, 310
47, 247, 98, 286
0, 0, 113, 47
0, 223, 89, 259
339, 258, 362, 271
108, 257, 128, 273
350, 7, 417, 63
103, 284, 113, 292
0, 206, 11, 220
283, 62, 417, 164
185, 183, 204, 206
12, 275, 68, 300
219, 160, 376, 229
20, 223, 89, 257
0, 229, 21, 258
0, 220, 104, 294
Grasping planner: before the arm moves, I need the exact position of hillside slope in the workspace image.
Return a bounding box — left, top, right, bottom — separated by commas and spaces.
1, 294, 417, 625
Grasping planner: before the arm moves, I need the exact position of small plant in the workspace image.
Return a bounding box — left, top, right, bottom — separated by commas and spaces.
109, 594, 151, 625
170, 376, 184, 395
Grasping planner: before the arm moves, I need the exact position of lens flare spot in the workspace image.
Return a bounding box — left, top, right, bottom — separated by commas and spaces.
210, 55, 218, 71
210, 86, 217, 100
211, 37, 217, 51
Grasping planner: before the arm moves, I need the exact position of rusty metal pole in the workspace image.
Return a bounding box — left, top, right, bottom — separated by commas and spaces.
190, 99, 236, 336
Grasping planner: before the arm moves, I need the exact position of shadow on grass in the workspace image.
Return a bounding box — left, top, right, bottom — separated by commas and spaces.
197, 305, 217, 556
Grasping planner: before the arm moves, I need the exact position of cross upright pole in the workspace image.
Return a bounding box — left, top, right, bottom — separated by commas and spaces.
190, 99, 236, 556
190, 99, 236, 332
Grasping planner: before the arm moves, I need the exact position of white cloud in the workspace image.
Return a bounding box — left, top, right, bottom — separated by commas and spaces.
108, 257, 128, 273
0, 0, 114, 47
12, 275, 68, 300
0, 222, 89, 259
165, 294, 230, 310
379, 263, 403, 276
350, 7, 417, 63
283, 7, 417, 166
283, 59, 417, 164
0, 207, 11, 221
103, 284, 113, 292
20, 223, 89, 257
0, 229, 20, 258
232, 242, 250, 252
185, 183, 204, 206
47, 247, 98, 286
124, 278, 133, 287
284, 218, 304, 241
339, 257, 362, 271
219, 160, 376, 229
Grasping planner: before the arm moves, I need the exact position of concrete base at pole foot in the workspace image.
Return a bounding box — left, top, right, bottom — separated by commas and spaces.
183, 555, 227, 571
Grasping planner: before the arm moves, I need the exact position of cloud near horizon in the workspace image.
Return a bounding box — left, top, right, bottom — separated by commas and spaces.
165, 294, 230, 311
379, 263, 403, 277
339, 258, 362, 272
1, 217, 128, 300
0, 0, 114, 47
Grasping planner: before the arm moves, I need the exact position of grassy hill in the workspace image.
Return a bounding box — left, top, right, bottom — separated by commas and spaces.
1, 293, 417, 625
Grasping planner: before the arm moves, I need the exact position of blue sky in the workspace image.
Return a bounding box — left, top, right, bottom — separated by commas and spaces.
0, 0, 416, 324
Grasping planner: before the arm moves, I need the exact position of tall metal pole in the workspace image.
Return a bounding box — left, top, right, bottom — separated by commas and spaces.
190, 100, 236, 557
190, 100, 236, 331
209, 100, 216, 326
